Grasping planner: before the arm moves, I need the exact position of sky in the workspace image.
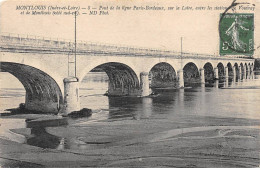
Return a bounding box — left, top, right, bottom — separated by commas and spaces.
0, 0, 259, 57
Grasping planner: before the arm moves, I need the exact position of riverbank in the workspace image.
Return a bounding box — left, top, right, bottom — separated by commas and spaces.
0, 112, 259, 167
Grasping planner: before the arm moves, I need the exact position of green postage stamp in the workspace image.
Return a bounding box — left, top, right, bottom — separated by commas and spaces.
219, 13, 254, 56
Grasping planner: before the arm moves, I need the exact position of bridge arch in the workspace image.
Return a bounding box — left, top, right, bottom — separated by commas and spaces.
80, 62, 140, 96
227, 62, 233, 78
245, 63, 248, 72
251, 62, 254, 69
0, 62, 63, 114
248, 63, 251, 71
78, 59, 139, 82
203, 62, 214, 81
217, 62, 225, 79
249, 62, 254, 71
234, 63, 239, 77
148, 62, 177, 88
183, 62, 200, 85
182, 60, 201, 70
239, 62, 244, 70
240, 63, 244, 69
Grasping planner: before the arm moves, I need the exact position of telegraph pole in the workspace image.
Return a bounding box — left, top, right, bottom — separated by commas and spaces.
63, 11, 80, 115
181, 37, 183, 69
178, 37, 184, 88
74, 11, 77, 77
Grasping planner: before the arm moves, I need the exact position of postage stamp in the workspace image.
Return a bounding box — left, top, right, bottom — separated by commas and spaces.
219, 13, 254, 55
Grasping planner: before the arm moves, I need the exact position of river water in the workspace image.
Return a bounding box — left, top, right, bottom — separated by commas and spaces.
79, 72, 260, 120
0, 72, 260, 167
1, 72, 260, 120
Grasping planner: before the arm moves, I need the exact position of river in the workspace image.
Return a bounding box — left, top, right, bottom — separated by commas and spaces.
0, 72, 260, 167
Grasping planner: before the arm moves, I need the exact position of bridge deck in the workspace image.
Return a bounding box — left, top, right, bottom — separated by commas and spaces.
0, 33, 253, 60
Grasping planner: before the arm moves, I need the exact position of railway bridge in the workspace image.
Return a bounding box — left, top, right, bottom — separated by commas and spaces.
0, 34, 255, 114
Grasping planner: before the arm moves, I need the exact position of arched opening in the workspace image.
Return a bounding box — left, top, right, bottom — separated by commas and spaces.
234, 63, 239, 78
248, 63, 254, 77
0, 72, 25, 113
245, 63, 248, 72
183, 62, 200, 86
217, 62, 225, 79
248, 63, 252, 72
0, 62, 63, 114
203, 62, 214, 82
227, 63, 233, 78
245, 63, 248, 78
240, 63, 244, 79
149, 62, 177, 88
81, 62, 140, 97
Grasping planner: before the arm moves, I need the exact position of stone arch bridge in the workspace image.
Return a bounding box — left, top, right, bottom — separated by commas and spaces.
0, 34, 255, 114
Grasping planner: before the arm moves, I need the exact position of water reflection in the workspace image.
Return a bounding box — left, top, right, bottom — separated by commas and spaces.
224, 78, 229, 88
56, 138, 66, 150
56, 137, 91, 151
141, 98, 153, 119
178, 88, 184, 105
230, 79, 236, 87
251, 73, 255, 79
27, 127, 61, 149
214, 80, 219, 89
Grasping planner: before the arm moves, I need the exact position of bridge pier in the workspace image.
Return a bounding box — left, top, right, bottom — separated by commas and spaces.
63, 77, 80, 115
214, 67, 219, 80
247, 69, 251, 79
249, 66, 253, 79
243, 67, 247, 78
215, 80, 219, 88
140, 72, 150, 97
232, 66, 236, 80
200, 68, 205, 84
177, 69, 184, 88
225, 67, 229, 79
225, 77, 229, 87
250, 65, 253, 73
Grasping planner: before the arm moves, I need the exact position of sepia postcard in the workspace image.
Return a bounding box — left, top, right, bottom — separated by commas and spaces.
0, 0, 260, 168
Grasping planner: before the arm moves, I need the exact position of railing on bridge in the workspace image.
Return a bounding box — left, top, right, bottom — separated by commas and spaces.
0, 32, 253, 59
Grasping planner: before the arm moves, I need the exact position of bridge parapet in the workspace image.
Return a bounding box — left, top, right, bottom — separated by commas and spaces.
0, 33, 253, 60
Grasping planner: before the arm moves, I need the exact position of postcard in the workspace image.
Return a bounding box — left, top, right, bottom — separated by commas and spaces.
0, 0, 259, 168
